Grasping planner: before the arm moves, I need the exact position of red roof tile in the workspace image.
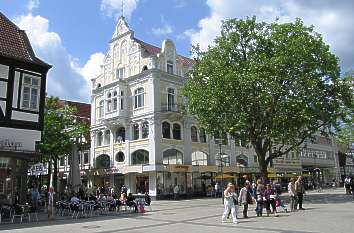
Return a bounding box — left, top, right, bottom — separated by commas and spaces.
0, 12, 50, 68
134, 38, 195, 67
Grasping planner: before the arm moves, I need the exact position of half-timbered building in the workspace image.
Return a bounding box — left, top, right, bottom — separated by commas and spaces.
0, 12, 51, 204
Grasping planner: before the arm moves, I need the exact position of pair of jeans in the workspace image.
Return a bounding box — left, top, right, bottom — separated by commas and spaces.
256, 201, 263, 216
242, 203, 248, 218
297, 192, 304, 209
289, 196, 297, 211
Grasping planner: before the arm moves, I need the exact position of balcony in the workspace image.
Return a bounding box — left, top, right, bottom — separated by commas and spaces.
161, 104, 183, 113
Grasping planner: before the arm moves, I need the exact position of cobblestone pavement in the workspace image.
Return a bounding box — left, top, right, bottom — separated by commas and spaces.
0, 188, 353, 233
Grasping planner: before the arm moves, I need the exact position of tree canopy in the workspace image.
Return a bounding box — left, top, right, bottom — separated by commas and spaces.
183, 17, 353, 178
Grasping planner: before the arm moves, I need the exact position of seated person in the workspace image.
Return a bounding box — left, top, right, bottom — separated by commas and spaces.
70, 194, 80, 205
119, 193, 127, 205
144, 192, 151, 206
126, 193, 138, 212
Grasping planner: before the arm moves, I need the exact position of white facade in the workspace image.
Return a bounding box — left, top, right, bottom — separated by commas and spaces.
90, 17, 340, 197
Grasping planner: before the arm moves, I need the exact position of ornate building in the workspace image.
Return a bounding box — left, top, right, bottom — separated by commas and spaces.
90, 16, 340, 198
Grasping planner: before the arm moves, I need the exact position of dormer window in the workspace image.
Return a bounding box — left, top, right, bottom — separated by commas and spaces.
167, 61, 174, 74
116, 68, 125, 79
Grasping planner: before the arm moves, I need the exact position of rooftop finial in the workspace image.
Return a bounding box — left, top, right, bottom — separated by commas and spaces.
121, 0, 124, 18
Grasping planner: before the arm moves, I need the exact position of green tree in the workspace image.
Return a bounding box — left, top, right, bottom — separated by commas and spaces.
184, 17, 353, 180
38, 97, 89, 194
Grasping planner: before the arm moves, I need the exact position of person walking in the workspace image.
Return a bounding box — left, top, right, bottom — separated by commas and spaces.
344, 176, 352, 195
214, 182, 219, 198
222, 183, 238, 224
255, 179, 265, 217
295, 176, 305, 210
288, 178, 297, 212
31, 185, 40, 211
174, 184, 180, 200
238, 181, 251, 218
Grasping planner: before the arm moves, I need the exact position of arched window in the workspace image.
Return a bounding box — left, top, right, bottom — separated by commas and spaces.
134, 88, 144, 109
113, 91, 118, 110
97, 83, 102, 89
120, 91, 124, 110
163, 149, 183, 165
115, 151, 125, 163
132, 124, 139, 140
216, 153, 230, 167
96, 154, 110, 169
191, 126, 198, 142
173, 123, 181, 140
199, 128, 207, 143
236, 155, 248, 167
142, 65, 148, 71
167, 88, 175, 111
115, 127, 125, 142
107, 92, 112, 112
162, 122, 171, 138
97, 131, 103, 146
142, 121, 149, 139
104, 130, 110, 145
98, 100, 104, 118
192, 151, 208, 166
132, 150, 149, 165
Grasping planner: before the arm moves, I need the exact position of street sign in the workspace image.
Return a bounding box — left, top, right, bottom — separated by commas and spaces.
31, 162, 46, 175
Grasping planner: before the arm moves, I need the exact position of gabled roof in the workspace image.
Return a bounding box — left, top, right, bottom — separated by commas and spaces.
134, 38, 195, 67
0, 12, 51, 68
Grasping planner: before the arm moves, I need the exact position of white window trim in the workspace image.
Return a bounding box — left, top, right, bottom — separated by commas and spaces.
134, 88, 145, 109
21, 74, 41, 111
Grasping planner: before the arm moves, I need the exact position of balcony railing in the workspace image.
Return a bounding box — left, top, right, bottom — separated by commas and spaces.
161, 104, 183, 113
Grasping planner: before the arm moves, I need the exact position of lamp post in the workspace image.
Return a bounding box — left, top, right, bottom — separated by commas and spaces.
215, 138, 224, 204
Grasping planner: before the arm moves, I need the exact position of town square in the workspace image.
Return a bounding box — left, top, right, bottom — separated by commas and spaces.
0, 0, 353, 232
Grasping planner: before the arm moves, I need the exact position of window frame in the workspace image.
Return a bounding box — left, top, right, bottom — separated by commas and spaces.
191, 126, 198, 142
167, 87, 176, 111
134, 87, 144, 109
142, 121, 149, 139
172, 123, 182, 140
162, 121, 171, 139
167, 60, 174, 74
21, 74, 41, 111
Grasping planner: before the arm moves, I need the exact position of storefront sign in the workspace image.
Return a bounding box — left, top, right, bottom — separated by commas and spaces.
198, 165, 218, 173
169, 165, 192, 173
30, 163, 46, 175
0, 139, 22, 150
124, 165, 143, 174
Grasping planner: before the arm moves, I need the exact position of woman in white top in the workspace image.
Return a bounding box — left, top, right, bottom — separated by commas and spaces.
222, 183, 238, 224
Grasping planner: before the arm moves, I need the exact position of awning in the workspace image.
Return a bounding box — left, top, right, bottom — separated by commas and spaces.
215, 174, 234, 179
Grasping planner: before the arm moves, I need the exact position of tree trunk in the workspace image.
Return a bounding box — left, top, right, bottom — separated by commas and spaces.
256, 151, 269, 183
53, 156, 58, 202
47, 156, 52, 192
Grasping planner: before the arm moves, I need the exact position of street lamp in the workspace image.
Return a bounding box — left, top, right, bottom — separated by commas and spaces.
215, 138, 224, 204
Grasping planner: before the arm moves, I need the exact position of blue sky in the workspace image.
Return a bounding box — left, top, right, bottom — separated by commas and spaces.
1, 0, 353, 102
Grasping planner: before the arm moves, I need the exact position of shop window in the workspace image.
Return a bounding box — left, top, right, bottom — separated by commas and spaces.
115, 151, 125, 163
163, 149, 183, 165
191, 126, 198, 142
0, 179, 4, 194
162, 121, 171, 138
192, 151, 208, 166
0, 158, 9, 168
132, 150, 149, 165
172, 123, 181, 140
199, 128, 207, 143
132, 124, 139, 140
116, 127, 126, 142
142, 121, 149, 139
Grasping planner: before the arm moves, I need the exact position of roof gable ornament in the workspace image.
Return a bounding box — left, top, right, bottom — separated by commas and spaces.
112, 15, 132, 40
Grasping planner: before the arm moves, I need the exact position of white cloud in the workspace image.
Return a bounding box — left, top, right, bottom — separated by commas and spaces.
101, 0, 139, 19
187, 0, 354, 71
152, 16, 173, 36
27, 0, 40, 12
14, 14, 103, 102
